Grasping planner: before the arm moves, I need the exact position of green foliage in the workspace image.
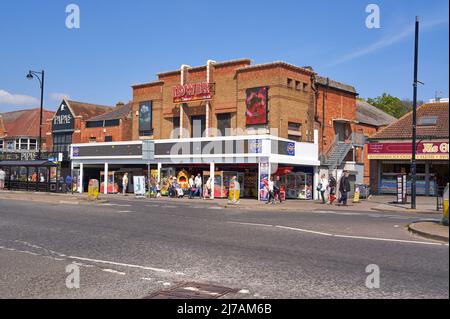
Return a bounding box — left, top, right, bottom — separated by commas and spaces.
365, 93, 419, 119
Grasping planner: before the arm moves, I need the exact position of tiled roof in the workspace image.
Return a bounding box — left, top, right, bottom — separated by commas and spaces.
236, 61, 315, 76
371, 102, 449, 140
87, 103, 131, 122
356, 100, 397, 127
316, 76, 357, 94
66, 100, 113, 120
1, 108, 55, 138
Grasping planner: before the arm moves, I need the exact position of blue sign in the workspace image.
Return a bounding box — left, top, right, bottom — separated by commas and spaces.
72, 147, 80, 158
249, 139, 263, 154
287, 142, 295, 156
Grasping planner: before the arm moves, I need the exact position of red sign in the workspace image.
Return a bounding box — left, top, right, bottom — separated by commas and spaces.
368, 141, 449, 160
172, 82, 213, 103
246, 87, 268, 126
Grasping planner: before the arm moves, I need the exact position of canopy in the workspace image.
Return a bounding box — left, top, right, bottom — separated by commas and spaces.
0, 160, 57, 167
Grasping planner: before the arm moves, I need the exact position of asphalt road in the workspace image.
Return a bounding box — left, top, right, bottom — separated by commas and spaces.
0, 197, 448, 299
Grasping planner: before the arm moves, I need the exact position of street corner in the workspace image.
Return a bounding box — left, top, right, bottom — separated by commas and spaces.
408, 221, 449, 243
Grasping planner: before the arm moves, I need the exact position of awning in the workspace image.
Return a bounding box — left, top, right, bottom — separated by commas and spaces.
0, 160, 57, 167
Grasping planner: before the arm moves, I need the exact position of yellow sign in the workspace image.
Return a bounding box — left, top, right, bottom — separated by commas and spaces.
353, 186, 360, 203
88, 179, 99, 201
368, 154, 449, 160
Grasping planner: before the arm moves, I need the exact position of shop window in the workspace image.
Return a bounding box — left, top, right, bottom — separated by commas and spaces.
217, 113, 231, 136
105, 136, 113, 142
29, 139, 37, 150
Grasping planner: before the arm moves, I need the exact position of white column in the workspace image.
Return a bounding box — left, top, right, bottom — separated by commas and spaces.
210, 162, 215, 199
180, 65, 190, 139
157, 163, 162, 183
104, 162, 109, 195
313, 166, 319, 200
79, 163, 84, 194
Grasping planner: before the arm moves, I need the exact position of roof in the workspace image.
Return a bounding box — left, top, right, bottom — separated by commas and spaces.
356, 100, 397, 127
157, 59, 252, 77
0, 115, 5, 136
316, 76, 357, 94
66, 100, 113, 120
236, 61, 316, 76
87, 103, 131, 122
371, 102, 449, 140
1, 108, 55, 138
0, 160, 56, 167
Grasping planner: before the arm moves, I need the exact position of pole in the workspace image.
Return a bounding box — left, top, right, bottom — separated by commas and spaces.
37, 70, 45, 161
411, 17, 419, 210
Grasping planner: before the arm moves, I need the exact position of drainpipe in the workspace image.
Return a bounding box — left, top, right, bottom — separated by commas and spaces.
206, 60, 216, 138
322, 78, 329, 158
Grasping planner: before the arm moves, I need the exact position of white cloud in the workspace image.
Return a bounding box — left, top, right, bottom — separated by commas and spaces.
325, 17, 448, 67
49, 92, 71, 101
0, 89, 39, 107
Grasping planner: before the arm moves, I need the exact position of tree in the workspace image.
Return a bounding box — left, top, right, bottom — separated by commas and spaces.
365, 93, 411, 118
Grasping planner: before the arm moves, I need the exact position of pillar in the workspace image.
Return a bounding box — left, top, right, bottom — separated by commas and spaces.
180, 65, 190, 139
425, 162, 430, 197
210, 162, 215, 199
206, 60, 216, 138
103, 163, 109, 195
313, 166, 319, 200
79, 163, 84, 194
157, 163, 162, 183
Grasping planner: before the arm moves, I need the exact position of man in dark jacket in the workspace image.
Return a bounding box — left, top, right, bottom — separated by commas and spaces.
338, 171, 351, 206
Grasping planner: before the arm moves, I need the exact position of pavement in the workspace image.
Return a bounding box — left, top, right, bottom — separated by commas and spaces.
408, 222, 449, 243
0, 192, 448, 299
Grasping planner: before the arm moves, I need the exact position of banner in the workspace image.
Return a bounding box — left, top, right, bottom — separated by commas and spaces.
246, 87, 268, 126
368, 141, 449, 160
139, 102, 152, 134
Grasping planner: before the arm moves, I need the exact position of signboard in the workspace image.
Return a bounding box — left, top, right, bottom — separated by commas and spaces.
133, 176, 146, 198
286, 142, 295, 156
259, 158, 270, 201
52, 101, 75, 133
397, 175, 407, 204
246, 87, 268, 126
172, 82, 214, 104
368, 142, 449, 160
249, 139, 263, 154
139, 101, 152, 134
228, 178, 241, 204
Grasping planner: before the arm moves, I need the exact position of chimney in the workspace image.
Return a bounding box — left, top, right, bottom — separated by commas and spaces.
116, 101, 125, 108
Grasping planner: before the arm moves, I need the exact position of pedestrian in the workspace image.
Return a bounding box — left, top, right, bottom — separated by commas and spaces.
338, 171, 351, 206
0, 168, 5, 190
205, 177, 212, 199
274, 175, 282, 203
328, 175, 337, 205
319, 174, 328, 204
122, 173, 129, 196
266, 177, 275, 205
65, 175, 73, 193
155, 182, 161, 198
188, 175, 195, 199
194, 173, 203, 199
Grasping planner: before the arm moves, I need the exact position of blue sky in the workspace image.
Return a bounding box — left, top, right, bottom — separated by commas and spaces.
0, 0, 448, 112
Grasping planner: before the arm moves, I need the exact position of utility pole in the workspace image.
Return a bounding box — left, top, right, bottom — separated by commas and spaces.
411, 16, 420, 210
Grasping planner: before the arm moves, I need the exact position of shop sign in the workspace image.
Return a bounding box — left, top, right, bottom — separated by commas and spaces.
368, 142, 449, 160
53, 101, 75, 132
286, 142, 295, 156
172, 82, 214, 103
249, 139, 263, 154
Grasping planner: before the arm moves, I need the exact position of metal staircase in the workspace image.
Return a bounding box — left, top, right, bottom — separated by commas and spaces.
322, 133, 366, 170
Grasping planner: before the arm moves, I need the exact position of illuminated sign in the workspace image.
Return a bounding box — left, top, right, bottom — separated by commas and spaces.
172, 82, 214, 103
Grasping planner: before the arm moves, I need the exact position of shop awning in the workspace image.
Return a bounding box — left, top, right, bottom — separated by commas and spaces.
0, 160, 57, 167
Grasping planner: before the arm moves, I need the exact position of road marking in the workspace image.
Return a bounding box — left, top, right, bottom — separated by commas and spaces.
228, 221, 274, 228
67, 255, 181, 274
228, 221, 447, 247
276, 225, 334, 237
102, 269, 126, 275
118, 210, 133, 213
141, 277, 153, 281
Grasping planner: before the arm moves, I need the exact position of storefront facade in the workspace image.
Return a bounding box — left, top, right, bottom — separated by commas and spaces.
368, 101, 449, 196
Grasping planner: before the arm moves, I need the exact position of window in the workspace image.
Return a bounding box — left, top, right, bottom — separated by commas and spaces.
303, 83, 309, 92
86, 121, 103, 128
53, 133, 72, 153
172, 117, 180, 138
217, 113, 231, 136
7, 140, 14, 150
287, 78, 293, 88
191, 115, 206, 138
105, 119, 120, 127
20, 138, 28, 150
105, 136, 113, 142
0, 140, 3, 150
418, 116, 438, 126
288, 122, 302, 142
29, 139, 37, 150
295, 81, 301, 90
89, 137, 97, 143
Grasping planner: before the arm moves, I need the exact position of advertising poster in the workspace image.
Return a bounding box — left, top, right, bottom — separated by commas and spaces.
246, 87, 268, 126
139, 101, 152, 133
259, 159, 270, 201
133, 176, 146, 198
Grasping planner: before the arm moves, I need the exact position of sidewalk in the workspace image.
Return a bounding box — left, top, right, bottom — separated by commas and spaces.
0, 190, 443, 215
408, 221, 449, 243
368, 195, 441, 215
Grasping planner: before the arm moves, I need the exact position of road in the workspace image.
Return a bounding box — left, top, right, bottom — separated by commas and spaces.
0, 197, 448, 299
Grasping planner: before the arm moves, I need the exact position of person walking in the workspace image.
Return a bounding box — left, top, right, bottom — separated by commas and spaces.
0, 168, 5, 190
319, 174, 328, 204
338, 171, 351, 206
328, 174, 337, 205
188, 175, 195, 199
194, 173, 203, 199
65, 175, 73, 194
122, 173, 129, 196
274, 175, 282, 203
266, 177, 275, 205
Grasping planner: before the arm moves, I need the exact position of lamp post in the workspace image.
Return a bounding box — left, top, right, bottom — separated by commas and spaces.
26, 70, 45, 160
411, 17, 420, 210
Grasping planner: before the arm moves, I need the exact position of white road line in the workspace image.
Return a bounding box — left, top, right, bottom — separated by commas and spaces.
228, 221, 274, 228
102, 269, 126, 275
332, 234, 444, 246
67, 255, 175, 274
118, 211, 133, 213
276, 225, 334, 237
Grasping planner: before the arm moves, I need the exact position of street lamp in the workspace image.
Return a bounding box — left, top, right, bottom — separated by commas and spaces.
26, 70, 45, 160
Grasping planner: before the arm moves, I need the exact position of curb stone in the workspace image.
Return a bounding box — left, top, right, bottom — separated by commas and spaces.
408, 222, 449, 243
